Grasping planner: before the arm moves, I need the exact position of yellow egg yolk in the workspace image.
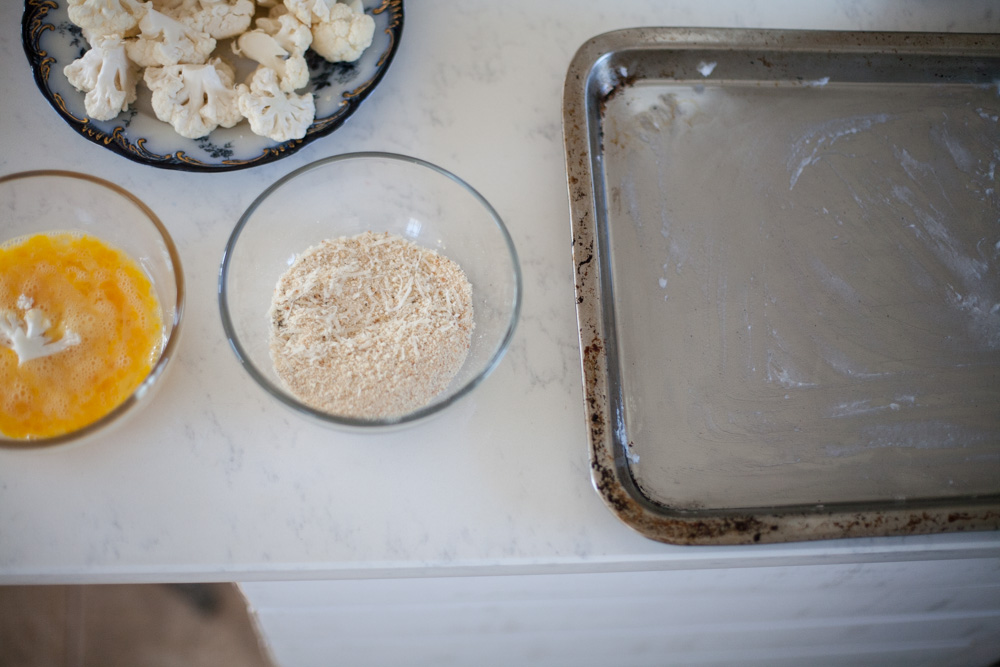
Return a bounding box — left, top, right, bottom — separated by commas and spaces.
0, 232, 164, 440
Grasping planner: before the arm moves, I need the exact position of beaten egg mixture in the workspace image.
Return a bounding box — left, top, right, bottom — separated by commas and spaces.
0, 232, 163, 439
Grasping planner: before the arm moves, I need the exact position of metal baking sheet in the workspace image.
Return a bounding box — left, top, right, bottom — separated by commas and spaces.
563, 28, 1000, 545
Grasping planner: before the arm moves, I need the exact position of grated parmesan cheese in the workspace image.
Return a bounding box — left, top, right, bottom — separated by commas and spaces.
268, 231, 474, 420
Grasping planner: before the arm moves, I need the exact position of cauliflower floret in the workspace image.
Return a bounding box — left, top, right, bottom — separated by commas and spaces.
256, 6, 313, 57
165, 0, 256, 40
282, 0, 338, 25
67, 0, 149, 40
148, 0, 197, 14
232, 30, 310, 93
236, 66, 315, 141
341, 0, 364, 13
125, 7, 216, 67
310, 2, 374, 63
63, 34, 139, 121
144, 57, 242, 138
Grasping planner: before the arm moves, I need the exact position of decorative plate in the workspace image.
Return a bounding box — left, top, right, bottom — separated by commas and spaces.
21, 0, 404, 172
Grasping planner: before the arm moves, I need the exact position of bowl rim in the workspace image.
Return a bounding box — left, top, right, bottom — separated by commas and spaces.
0, 169, 186, 450
218, 151, 523, 429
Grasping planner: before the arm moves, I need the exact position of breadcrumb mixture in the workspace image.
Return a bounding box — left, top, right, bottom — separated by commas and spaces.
268, 231, 474, 419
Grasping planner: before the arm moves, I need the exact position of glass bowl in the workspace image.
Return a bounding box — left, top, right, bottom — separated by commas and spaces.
0, 170, 184, 450
219, 153, 522, 430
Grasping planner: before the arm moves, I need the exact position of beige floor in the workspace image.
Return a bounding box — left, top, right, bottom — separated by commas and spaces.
0, 584, 274, 667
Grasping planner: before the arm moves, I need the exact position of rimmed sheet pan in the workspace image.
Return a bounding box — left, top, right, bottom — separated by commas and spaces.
563, 28, 1000, 544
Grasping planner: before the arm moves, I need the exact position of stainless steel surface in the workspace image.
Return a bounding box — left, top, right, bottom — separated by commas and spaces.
563, 28, 1000, 544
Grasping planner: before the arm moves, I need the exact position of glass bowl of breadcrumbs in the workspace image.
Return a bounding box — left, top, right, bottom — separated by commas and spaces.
219, 152, 522, 430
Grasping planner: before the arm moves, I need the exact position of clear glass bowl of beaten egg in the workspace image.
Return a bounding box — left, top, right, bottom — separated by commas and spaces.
220, 153, 523, 431
0, 171, 184, 449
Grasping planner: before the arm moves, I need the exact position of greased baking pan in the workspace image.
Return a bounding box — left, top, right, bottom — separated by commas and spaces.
563, 28, 1000, 545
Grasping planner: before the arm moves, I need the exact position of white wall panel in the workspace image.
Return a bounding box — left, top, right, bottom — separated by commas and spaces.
241, 560, 1000, 667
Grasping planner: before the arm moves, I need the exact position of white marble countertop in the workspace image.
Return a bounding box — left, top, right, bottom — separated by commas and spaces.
2, 0, 999, 585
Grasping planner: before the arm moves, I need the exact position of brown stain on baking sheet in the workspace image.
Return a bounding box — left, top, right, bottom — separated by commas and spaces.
582, 322, 999, 545
581, 336, 604, 436
577, 334, 786, 546
597, 71, 638, 118
593, 473, 1000, 545
564, 27, 1000, 546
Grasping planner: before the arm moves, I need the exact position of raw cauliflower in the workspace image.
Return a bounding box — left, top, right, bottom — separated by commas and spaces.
63, 34, 139, 121
63, 0, 379, 140
310, 2, 374, 63
144, 57, 242, 138
232, 29, 309, 93
67, 0, 149, 40
126, 7, 216, 67
148, 0, 194, 13
237, 66, 315, 141
255, 5, 313, 57
156, 0, 255, 40
282, 0, 339, 25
